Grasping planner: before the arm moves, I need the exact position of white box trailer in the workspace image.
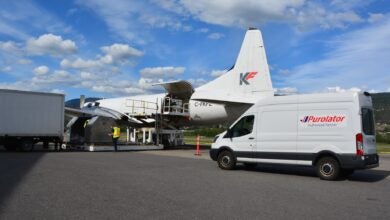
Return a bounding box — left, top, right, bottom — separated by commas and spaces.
210, 92, 379, 180
0, 89, 64, 151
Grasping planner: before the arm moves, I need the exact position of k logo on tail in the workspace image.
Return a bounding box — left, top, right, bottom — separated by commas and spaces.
239, 72, 258, 85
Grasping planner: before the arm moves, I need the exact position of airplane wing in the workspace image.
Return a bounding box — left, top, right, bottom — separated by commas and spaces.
154, 80, 266, 104
190, 90, 264, 104
154, 80, 194, 99
65, 106, 143, 124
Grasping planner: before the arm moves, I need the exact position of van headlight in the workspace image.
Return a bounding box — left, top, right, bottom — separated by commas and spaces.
213, 135, 220, 143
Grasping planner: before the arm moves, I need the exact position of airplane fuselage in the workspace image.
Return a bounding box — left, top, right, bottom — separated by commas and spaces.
93, 93, 251, 126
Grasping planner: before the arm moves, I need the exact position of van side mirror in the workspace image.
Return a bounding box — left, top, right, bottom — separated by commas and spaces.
227, 128, 233, 139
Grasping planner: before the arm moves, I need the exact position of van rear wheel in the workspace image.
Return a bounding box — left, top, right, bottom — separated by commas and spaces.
217, 151, 236, 170
316, 157, 340, 180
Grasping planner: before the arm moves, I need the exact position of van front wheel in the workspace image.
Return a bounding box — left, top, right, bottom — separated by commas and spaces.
316, 157, 340, 180
217, 151, 236, 170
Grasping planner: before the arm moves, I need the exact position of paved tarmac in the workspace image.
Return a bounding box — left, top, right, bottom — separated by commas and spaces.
0, 151, 389, 219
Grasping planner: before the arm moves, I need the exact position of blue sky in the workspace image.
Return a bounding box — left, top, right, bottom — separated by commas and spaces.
0, 0, 389, 99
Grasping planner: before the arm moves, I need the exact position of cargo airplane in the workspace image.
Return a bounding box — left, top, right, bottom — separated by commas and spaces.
66, 28, 274, 128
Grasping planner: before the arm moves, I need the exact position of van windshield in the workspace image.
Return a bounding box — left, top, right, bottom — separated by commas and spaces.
361, 108, 374, 135
229, 115, 254, 138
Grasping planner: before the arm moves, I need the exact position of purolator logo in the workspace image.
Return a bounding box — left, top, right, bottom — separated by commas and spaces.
300, 115, 346, 128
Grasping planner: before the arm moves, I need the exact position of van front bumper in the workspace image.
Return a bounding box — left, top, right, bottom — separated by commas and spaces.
339, 154, 379, 169
209, 149, 219, 161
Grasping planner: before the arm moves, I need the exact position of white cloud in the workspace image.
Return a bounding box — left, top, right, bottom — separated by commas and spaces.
26, 33, 77, 56
151, 0, 188, 15
0, 41, 21, 53
274, 87, 298, 95
80, 71, 99, 80
81, 78, 147, 95
181, 0, 298, 26
208, 33, 224, 40
368, 13, 386, 23
61, 58, 101, 69
76, 0, 195, 43
179, 0, 363, 30
31, 70, 75, 85
140, 66, 185, 78
138, 12, 188, 31
100, 43, 144, 64
76, 0, 141, 41
33, 65, 49, 75
50, 89, 65, 94
293, 6, 363, 30
0, 20, 30, 40
324, 86, 361, 93
0, 81, 41, 91
187, 78, 207, 88
17, 59, 32, 65
91, 84, 145, 95
0, 0, 79, 41
330, 0, 371, 10
284, 16, 390, 92
1, 66, 12, 73
278, 69, 291, 75
61, 43, 143, 70
101, 44, 143, 58
196, 28, 209, 33
0, 69, 75, 93
210, 69, 226, 77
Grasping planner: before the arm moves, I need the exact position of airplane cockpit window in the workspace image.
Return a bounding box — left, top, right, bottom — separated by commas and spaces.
229, 115, 254, 138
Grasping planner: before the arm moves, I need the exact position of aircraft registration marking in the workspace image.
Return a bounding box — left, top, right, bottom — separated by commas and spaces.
194, 101, 212, 107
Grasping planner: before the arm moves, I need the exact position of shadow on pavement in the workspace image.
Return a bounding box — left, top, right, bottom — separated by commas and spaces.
0, 152, 46, 212
166, 144, 210, 150
236, 164, 390, 182
346, 169, 390, 182
237, 164, 317, 178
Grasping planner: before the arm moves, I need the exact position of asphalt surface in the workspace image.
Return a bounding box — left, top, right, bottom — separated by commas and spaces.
0, 151, 389, 220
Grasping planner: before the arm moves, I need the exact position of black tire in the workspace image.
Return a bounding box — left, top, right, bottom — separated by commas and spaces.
217, 150, 236, 170
4, 144, 17, 151
19, 139, 34, 152
341, 169, 355, 177
316, 157, 340, 180
244, 163, 257, 169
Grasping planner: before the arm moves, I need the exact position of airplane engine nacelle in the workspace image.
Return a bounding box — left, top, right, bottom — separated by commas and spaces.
189, 100, 228, 124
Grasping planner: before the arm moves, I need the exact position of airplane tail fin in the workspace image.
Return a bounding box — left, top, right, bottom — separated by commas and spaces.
193, 28, 274, 103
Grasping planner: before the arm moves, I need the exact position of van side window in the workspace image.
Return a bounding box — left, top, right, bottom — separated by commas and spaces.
361, 108, 374, 135
229, 115, 254, 138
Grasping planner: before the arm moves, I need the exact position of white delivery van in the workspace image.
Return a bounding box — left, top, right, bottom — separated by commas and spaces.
210, 92, 379, 180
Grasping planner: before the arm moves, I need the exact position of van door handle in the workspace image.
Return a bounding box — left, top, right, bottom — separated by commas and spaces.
248, 137, 255, 140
